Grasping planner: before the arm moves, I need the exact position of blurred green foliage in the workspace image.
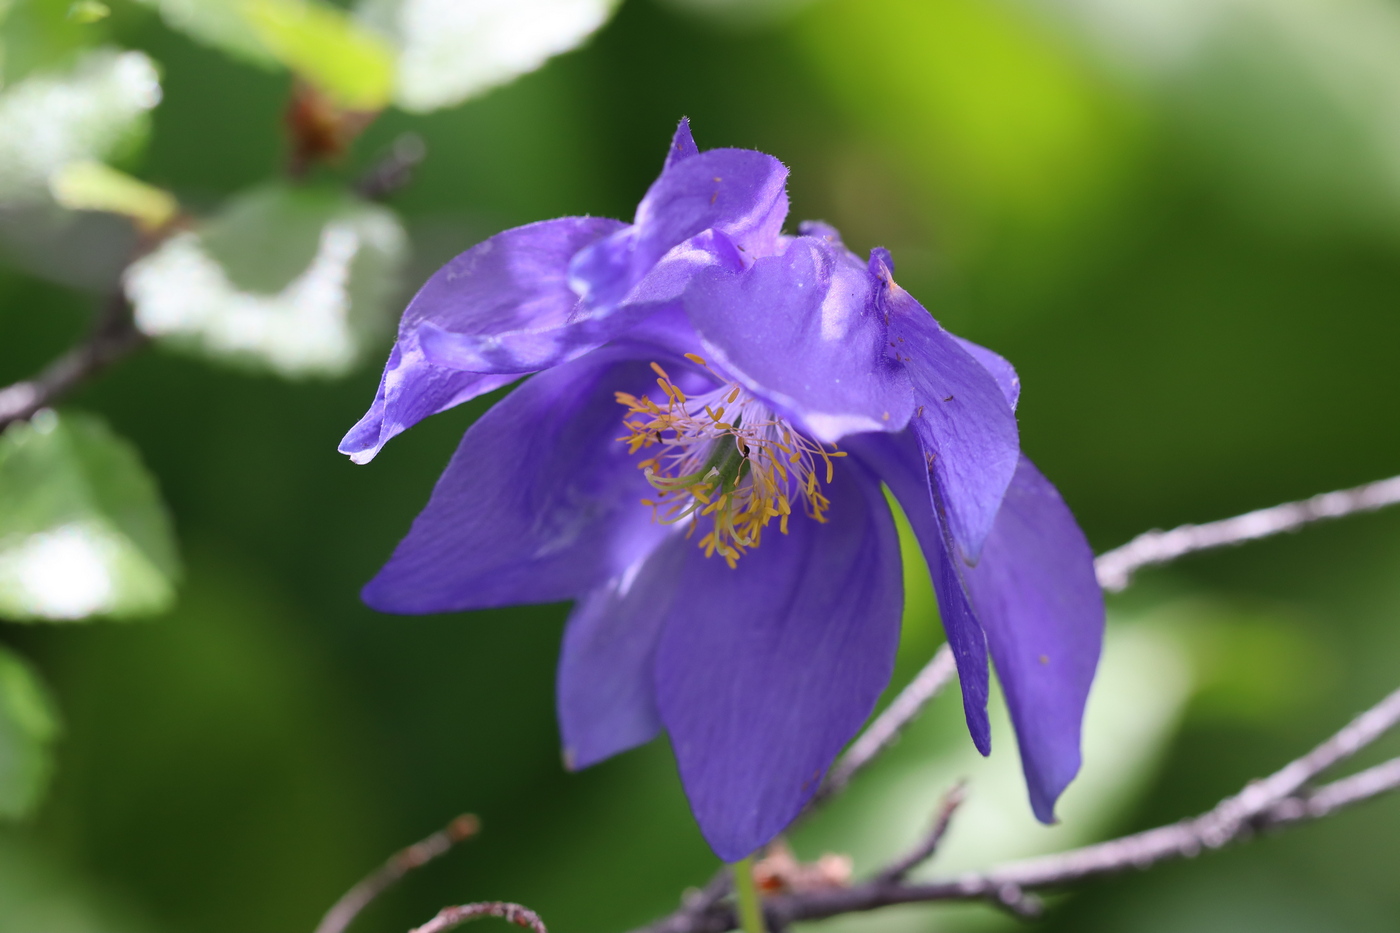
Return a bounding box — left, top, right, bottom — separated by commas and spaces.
1, 0, 1399, 930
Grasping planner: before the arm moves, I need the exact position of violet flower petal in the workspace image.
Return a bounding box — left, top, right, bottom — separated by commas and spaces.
653, 459, 903, 861
339, 217, 623, 462
664, 117, 701, 169
880, 269, 1018, 563
683, 235, 914, 443
845, 431, 992, 753
952, 335, 1020, 411
339, 342, 519, 465
362, 350, 675, 613
556, 537, 689, 770
963, 455, 1104, 823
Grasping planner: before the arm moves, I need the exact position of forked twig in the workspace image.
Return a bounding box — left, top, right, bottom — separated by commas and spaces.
410, 902, 547, 933
315, 814, 481, 933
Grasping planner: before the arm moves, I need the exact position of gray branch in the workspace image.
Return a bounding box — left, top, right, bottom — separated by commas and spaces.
1095, 474, 1400, 591
645, 683, 1400, 932
0, 290, 146, 430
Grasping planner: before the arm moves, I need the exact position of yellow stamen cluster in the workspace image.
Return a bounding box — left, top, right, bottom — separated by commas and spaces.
616, 355, 845, 568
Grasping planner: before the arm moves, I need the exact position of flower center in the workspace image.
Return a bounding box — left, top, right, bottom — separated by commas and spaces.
616, 355, 844, 568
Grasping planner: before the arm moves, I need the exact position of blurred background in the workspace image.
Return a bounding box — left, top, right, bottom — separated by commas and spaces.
2, 0, 1400, 930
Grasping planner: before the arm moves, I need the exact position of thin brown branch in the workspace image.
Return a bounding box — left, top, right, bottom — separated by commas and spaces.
410, 902, 547, 933
1094, 474, 1400, 591
0, 290, 147, 430
356, 133, 427, 202
816, 644, 958, 806
316, 814, 481, 933
875, 782, 967, 884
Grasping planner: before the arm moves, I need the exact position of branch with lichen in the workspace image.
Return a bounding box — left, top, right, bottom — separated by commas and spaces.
620, 472, 1400, 933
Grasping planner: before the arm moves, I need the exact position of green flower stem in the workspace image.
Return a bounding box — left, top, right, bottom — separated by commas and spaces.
732, 855, 765, 933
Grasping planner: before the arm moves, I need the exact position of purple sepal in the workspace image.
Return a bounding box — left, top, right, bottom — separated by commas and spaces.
340, 216, 624, 462
952, 335, 1020, 411
654, 459, 903, 861
878, 260, 1019, 563
557, 538, 688, 770
844, 431, 991, 753
362, 350, 673, 614
962, 456, 1104, 823
683, 235, 914, 443
338, 341, 517, 464
568, 146, 788, 312
665, 118, 700, 169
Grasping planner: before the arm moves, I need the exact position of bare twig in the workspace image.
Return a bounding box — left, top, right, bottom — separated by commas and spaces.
0, 290, 147, 430
875, 782, 967, 884
316, 814, 481, 933
1262, 756, 1400, 828
1095, 474, 1400, 591
410, 902, 547, 933
357, 134, 427, 203
633, 681, 1400, 932
816, 644, 958, 805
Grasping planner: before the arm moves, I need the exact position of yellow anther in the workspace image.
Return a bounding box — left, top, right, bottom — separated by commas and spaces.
616, 361, 842, 567
685, 353, 708, 366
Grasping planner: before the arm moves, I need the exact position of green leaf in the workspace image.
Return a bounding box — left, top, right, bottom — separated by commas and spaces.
0, 47, 161, 206
356, 0, 619, 113
245, 0, 395, 110
0, 646, 60, 819
123, 184, 407, 378
0, 410, 180, 622
1, 0, 111, 85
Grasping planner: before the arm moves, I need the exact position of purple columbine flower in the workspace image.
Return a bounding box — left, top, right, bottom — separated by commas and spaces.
345, 121, 1104, 862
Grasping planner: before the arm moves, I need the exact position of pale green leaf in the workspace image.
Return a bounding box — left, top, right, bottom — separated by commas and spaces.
0, 646, 59, 819
0, 47, 160, 205
0, 410, 179, 622
65, 1, 108, 23
124, 184, 407, 378
356, 0, 618, 113
244, 0, 395, 110
48, 160, 177, 231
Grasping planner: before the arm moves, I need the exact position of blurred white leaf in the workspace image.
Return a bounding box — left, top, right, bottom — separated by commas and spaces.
794, 624, 1194, 932
124, 185, 407, 378
356, 0, 619, 113
130, 0, 279, 66
0, 48, 160, 205
0, 646, 59, 820
0, 410, 179, 622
